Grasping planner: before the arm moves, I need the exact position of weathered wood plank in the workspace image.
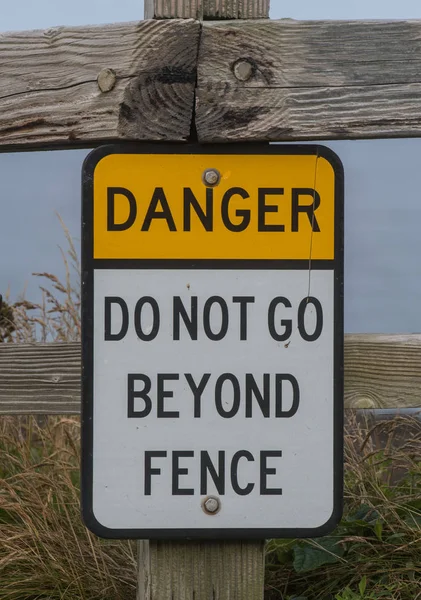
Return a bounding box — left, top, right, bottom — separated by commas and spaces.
196, 19, 421, 142
137, 540, 151, 600
0, 19, 199, 148
1, 335, 420, 414
5, 18, 421, 146
0, 342, 81, 414
344, 334, 421, 409
143, 541, 264, 600
145, 0, 269, 19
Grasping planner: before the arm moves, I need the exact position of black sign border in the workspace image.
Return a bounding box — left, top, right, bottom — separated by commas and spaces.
81, 143, 344, 540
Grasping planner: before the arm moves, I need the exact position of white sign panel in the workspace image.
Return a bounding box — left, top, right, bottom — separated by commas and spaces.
81, 145, 343, 539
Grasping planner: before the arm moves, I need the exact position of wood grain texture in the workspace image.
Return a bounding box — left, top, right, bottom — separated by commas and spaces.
0, 19, 199, 148
143, 541, 264, 600
145, 0, 269, 19
137, 540, 151, 600
5, 18, 421, 146
345, 334, 421, 410
0, 343, 81, 414
196, 19, 421, 142
1, 335, 421, 414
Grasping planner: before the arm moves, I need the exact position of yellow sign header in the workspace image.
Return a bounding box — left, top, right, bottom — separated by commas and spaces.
91, 152, 337, 260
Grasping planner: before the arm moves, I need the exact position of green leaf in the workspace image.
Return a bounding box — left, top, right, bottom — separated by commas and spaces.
359, 575, 367, 596
374, 520, 383, 541
386, 532, 406, 543
276, 546, 293, 565
293, 537, 344, 573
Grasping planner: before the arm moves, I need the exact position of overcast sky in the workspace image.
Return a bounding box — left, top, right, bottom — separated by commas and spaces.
1, 1, 421, 333
2, 0, 421, 29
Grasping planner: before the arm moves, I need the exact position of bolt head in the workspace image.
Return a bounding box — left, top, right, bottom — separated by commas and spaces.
203, 169, 221, 187
97, 68, 116, 93
203, 496, 220, 514
233, 59, 255, 82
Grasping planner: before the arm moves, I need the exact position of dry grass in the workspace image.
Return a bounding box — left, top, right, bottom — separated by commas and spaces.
0, 220, 137, 600
0, 417, 137, 600
10, 215, 80, 344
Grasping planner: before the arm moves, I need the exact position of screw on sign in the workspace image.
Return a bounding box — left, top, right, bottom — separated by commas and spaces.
203, 496, 221, 514
81, 144, 344, 539
202, 168, 221, 186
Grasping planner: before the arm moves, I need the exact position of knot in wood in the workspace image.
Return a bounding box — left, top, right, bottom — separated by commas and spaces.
97, 68, 116, 93
353, 396, 378, 409
43, 27, 61, 41
232, 58, 255, 82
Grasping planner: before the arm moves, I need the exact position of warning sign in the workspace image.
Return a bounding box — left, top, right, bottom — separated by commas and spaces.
81, 144, 344, 539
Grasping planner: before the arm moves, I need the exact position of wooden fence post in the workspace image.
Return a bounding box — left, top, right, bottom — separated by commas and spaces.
145, 0, 270, 20
138, 6, 267, 600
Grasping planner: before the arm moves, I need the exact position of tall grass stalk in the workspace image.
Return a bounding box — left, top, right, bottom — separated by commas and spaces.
0, 219, 137, 599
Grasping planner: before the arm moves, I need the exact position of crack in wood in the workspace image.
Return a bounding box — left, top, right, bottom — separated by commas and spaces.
0, 118, 79, 136
202, 80, 421, 90
0, 78, 99, 102
188, 21, 203, 141
2, 19, 421, 145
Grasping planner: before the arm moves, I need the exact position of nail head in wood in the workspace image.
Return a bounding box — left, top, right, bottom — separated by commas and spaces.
233, 58, 255, 82
97, 68, 116, 93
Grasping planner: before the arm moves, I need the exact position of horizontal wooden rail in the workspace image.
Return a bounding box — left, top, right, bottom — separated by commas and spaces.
0, 335, 420, 414
0, 19, 199, 148
3, 19, 421, 147
196, 19, 421, 142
